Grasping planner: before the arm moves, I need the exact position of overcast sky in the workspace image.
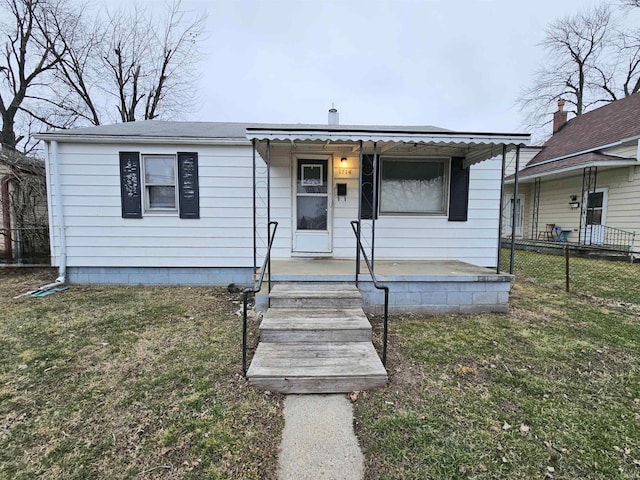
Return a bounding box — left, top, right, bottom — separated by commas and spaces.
175, 0, 626, 137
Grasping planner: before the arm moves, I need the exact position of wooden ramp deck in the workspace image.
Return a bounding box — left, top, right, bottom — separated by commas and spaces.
246, 283, 388, 394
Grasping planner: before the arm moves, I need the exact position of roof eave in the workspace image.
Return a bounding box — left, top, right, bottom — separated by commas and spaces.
33, 133, 251, 146
529, 135, 640, 167
246, 128, 530, 145
505, 159, 639, 184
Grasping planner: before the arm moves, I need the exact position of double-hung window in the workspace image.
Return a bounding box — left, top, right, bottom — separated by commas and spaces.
143, 155, 177, 212
379, 157, 449, 215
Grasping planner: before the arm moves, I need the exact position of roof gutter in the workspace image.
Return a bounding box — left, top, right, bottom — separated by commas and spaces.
246, 129, 530, 145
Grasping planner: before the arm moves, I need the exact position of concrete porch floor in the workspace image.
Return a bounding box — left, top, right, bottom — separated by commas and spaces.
267, 258, 509, 282
258, 259, 513, 315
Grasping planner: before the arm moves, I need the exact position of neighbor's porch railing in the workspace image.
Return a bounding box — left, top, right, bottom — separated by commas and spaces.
242, 221, 278, 375
351, 220, 389, 366
580, 224, 636, 251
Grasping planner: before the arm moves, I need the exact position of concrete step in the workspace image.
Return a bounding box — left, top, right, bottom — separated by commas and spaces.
246, 342, 388, 394
260, 308, 371, 343
268, 283, 362, 309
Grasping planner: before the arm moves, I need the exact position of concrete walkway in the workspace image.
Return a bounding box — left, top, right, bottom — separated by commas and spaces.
278, 394, 364, 480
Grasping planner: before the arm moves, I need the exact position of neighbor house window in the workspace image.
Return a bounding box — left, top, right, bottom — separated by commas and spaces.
143, 155, 177, 211
379, 157, 449, 214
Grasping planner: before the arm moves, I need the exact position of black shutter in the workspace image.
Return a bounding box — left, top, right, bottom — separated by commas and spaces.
448, 157, 470, 221
360, 154, 377, 220
119, 151, 142, 218
177, 152, 200, 219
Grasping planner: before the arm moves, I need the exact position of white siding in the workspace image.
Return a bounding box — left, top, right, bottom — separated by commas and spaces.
50, 142, 505, 269
49, 142, 256, 268
266, 149, 502, 267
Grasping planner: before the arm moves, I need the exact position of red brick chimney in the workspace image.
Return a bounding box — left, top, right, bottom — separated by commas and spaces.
553, 98, 568, 134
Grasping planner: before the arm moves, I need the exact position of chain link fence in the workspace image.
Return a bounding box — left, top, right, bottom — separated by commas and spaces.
1, 227, 50, 265
500, 240, 640, 306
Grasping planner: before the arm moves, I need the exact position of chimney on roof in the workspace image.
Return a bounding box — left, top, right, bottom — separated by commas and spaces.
553, 98, 568, 134
328, 106, 339, 125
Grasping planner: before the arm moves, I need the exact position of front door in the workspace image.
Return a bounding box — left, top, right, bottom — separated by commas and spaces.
505, 194, 524, 237
292, 158, 332, 254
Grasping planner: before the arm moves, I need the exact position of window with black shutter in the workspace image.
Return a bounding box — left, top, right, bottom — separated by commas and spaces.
119, 152, 142, 218
119, 151, 199, 218
177, 152, 200, 219
360, 154, 377, 219
448, 157, 470, 222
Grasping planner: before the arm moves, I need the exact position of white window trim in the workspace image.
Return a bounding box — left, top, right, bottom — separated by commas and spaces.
142, 154, 178, 214
378, 156, 451, 216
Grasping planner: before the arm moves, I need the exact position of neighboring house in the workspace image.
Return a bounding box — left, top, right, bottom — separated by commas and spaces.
504, 95, 640, 253
35, 113, 529, 313
0, 151, 49, 263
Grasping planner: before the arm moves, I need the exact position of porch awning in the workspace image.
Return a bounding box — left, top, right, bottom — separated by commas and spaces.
246, 125, 530, 165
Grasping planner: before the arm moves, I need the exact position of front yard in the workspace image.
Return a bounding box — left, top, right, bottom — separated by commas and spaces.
0, 268, 282, 480
1, 268, 639, 479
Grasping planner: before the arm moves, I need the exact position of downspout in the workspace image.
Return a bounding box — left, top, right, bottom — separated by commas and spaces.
1, 174, 12, 262
50, 140, 66, 283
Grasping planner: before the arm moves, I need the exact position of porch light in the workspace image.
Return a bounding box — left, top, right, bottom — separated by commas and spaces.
340, 157, 348, 167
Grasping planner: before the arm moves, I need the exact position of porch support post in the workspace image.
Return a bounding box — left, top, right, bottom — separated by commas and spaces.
252, 138, 257, 276
356, 140, 363, 278
371, 141, 378, 270
532, 178, 541, 239
496, 145, 507, 274
266, 139, 272, 292
509, 145, 521, 274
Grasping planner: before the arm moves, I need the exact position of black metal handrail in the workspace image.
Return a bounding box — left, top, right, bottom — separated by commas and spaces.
242, 221, 278, 375
350, 220, 389, 366
581, 224, 636, 251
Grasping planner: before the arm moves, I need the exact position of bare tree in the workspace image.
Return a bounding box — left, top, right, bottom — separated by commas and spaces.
55, 0, 206, 124
1, 0, 205, 152
519, 4, 640, 140
517, 5, 613, 135
0, 0, 66, 151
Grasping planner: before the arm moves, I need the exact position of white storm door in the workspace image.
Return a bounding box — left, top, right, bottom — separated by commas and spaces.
293, 158, 332, 253
582, 188, 608, 245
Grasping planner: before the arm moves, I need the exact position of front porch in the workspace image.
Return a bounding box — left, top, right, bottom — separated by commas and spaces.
258, 259, 513, 315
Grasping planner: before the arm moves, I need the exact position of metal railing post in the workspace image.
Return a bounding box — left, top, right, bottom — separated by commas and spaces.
351, 220, 389, 367
242, 221, 278, 376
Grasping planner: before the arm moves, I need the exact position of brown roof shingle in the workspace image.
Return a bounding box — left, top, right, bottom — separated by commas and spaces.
529, 93, 640, 165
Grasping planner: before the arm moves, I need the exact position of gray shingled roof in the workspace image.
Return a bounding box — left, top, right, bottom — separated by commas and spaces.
35, 119, 459, 141
36, 121, 251, 139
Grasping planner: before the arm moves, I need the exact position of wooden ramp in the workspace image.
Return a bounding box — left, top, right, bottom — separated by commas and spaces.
247, 283, 388, 394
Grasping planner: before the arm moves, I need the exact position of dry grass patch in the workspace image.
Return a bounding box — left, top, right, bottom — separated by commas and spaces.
0, 268, 282, 479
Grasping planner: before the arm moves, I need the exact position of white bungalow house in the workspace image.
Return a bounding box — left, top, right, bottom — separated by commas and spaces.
504, 95, 640, 254
35, 112, 530, 315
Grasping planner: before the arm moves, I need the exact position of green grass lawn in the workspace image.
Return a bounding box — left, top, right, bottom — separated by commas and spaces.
0, 268, 282, 480
500, 248, 640, 305
356, 281, 640, 479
